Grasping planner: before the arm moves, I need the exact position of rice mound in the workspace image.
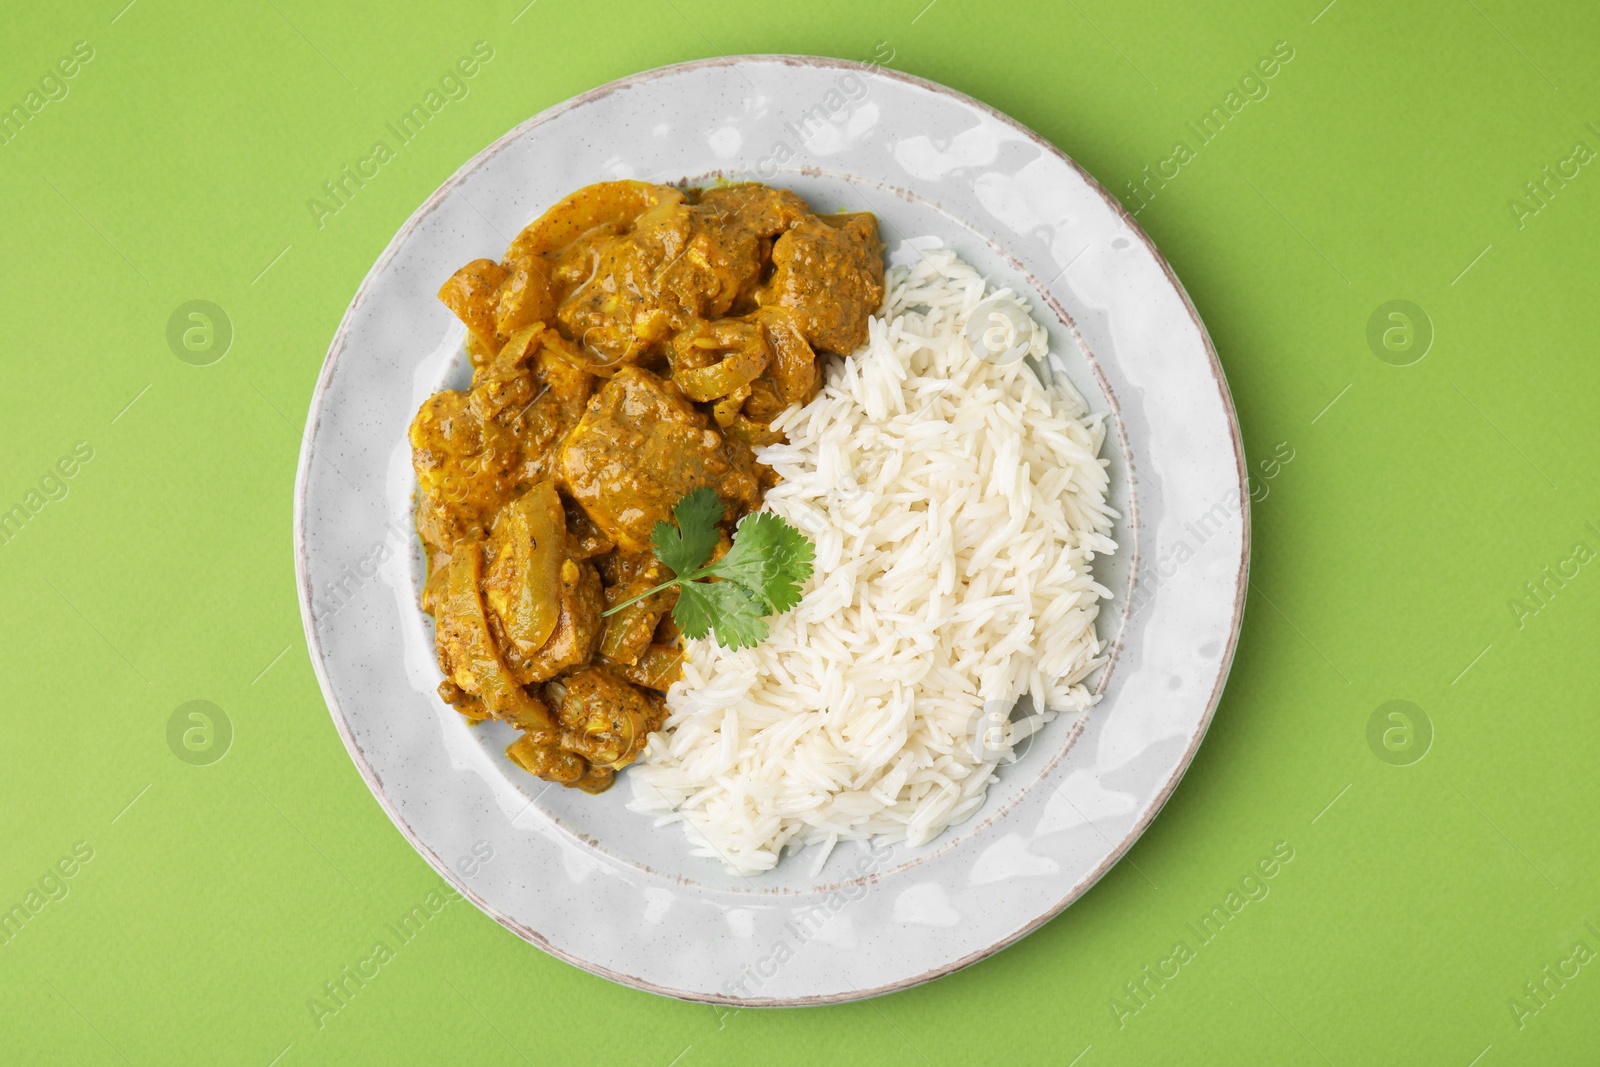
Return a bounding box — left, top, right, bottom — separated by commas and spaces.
627, 249, 1118, 875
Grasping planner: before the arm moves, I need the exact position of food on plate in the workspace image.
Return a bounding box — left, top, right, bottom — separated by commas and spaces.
602, 486, 815, 651
411, 181, 882, 794
629, 250, 1118, 874
411, 177, 1117, 872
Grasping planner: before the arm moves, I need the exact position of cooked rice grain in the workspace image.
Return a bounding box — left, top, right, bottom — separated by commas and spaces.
627, 250, 1117, 875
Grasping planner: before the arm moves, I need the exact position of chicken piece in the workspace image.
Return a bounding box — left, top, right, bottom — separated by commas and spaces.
409, 390, 525, 552
431, 536, 552, 730
598, 551, 678, 667
438, 258, 510, 354
710, 308, 819, 435
563, 496, 615, 561
485, 182, 688, 373
534, 183, 691, 366
760, 213, 884, 355
411, 326, 594, 554
721, 414, 786, 449
470, 324, 594, 482
556, 234, 673, 366
653, 610, 682, 646
471, 325, 592, 423
653, 198, 771, 319
696, 183, 810, 237
557, 188, 771, 366
557, 367, 761, 552
494, 255, 558, 341
469, 327, 545, 423
597, 545, 660, 587
503, 663, 665, 795
545, 666, 667, 769
599, 644, 685, 692
517, 333, 597, 481
499, 553, 604, 685
755, 306, 819, 407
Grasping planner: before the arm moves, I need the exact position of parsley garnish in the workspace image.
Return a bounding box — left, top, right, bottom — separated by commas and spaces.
600, 487, 815, 650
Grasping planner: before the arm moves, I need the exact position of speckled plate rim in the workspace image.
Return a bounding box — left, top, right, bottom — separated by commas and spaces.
294, 54, 1249, 1005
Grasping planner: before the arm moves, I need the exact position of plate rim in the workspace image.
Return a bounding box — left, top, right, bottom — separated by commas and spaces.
293, 52, 1251, 1005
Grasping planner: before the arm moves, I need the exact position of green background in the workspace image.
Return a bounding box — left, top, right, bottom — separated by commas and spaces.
3, 0, 1596, 1063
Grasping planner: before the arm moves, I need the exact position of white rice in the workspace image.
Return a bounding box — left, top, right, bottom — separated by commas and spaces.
627, 249, 1118, 875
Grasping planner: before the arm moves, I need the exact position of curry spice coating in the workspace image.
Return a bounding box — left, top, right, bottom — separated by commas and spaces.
411, 181, 883, 793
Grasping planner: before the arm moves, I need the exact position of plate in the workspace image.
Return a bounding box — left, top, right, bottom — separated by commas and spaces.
294, 55, 1248, 1004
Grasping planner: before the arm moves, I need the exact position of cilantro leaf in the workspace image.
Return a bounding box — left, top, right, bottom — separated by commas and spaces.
703, 512, 815, 614
665, 578, 715, 640
601, 488, 815, 652
672, 579, 769, 650
650, 486, 723, 577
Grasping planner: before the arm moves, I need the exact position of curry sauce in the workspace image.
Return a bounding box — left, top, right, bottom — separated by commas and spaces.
410, 181, 884, 793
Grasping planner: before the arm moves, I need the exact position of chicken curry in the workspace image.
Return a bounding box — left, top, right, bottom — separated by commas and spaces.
410, 181, 884, 793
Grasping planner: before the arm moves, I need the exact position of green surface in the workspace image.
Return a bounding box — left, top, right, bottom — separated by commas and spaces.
3, 0, 1597, 1063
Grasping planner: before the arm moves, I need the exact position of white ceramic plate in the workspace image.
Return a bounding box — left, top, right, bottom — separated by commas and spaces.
295, 56, 1248, 1005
